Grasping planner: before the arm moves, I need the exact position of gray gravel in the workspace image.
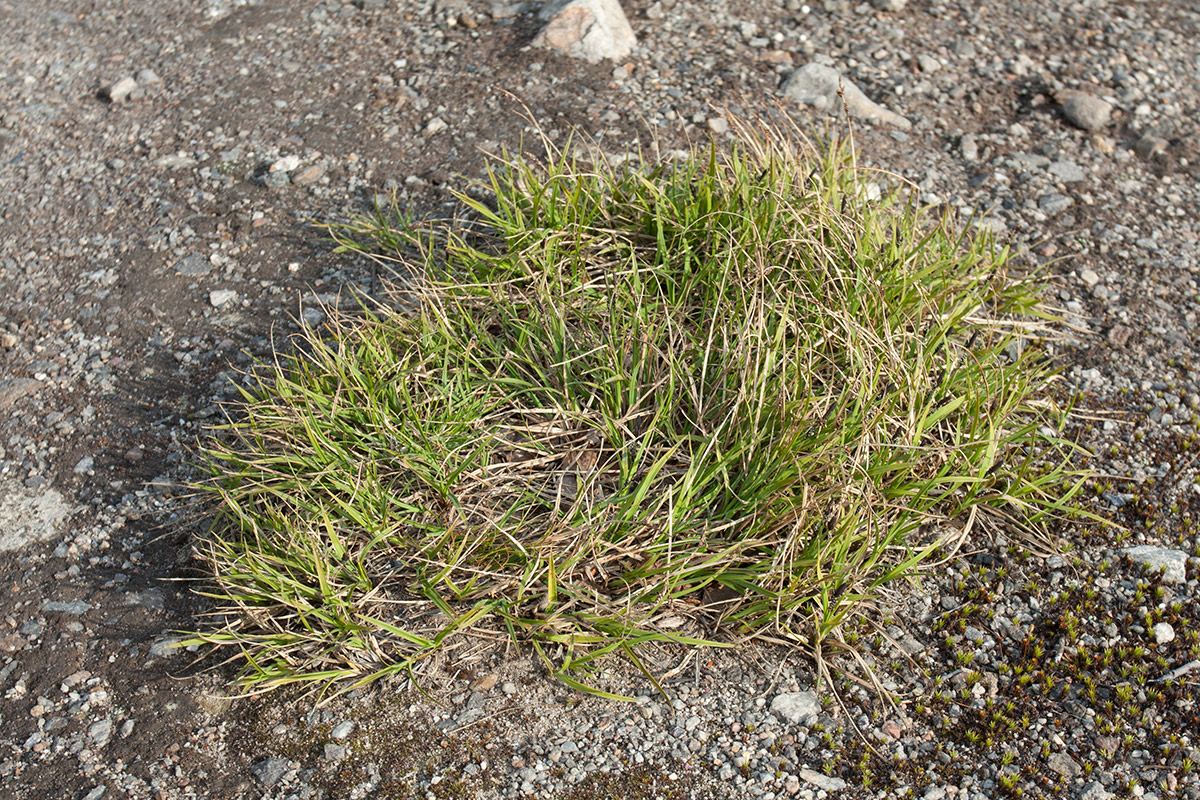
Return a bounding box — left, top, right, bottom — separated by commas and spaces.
1, 0, 1199, 798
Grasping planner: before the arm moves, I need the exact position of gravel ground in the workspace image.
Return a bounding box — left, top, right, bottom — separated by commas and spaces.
2, 0, 1199, 798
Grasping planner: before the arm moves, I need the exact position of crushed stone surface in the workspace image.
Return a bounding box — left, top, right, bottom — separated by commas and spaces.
1, 0, 1199, 798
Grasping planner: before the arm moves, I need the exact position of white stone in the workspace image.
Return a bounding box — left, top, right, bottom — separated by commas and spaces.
1079, 781, 1113, 800
209, 289, 238, 308
534, 0, 636, 64
769, 691, 820, 725
707, 117, 730, 135
330, 721, 356, 739
269, 155, 301, 173
149, 637, 184, 659
1123, 545, 1189, 584
782, 63, 911, 130
916, 54, 941, 73
1154, 622, 1176, 645
155, 153, 198, 169
105, 77, 137, 103
799, 768, 848, 791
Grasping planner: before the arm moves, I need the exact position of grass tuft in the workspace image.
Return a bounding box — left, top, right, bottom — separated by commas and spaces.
184, 119, 1090, 696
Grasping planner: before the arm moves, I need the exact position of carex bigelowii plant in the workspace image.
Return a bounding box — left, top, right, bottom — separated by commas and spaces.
186, 118, 1089, 697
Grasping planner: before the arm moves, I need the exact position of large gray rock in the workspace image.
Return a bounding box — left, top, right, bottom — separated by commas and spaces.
782, 63, 912, 130
770, 690, 820, 725
534, 0, 636, 63
1123, 545, 1189, 584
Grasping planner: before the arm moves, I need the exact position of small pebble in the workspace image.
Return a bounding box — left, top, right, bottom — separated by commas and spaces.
174, 253, 212, 276
250, 757, 290, 788
1038, 193, 1074, 215
423, 116, 448, 136
1133, 134, 1168, 160
707, 117, 730, 135
291, 163, 327, 185
916, 53, 940, 73
263, 170, 290, 189
470, 673, 498, 692
104, 77, 137, 103
1047, 160, 1086, 182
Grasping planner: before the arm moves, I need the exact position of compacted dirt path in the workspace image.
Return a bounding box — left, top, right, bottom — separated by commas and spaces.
2, 1, 1199, 798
